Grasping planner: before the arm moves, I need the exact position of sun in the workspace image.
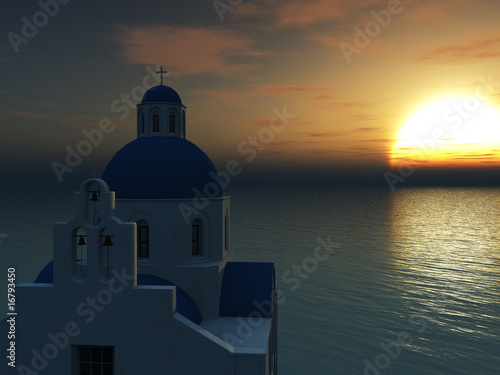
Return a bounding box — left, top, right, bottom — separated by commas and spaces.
391, 97, 500, 168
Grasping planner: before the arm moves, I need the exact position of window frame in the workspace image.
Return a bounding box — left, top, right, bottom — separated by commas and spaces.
169, 113, 175, 133
137, 221, 149, 259
192, 220, 202, 256
77, 345, 114, 375
153, 112, 160, 132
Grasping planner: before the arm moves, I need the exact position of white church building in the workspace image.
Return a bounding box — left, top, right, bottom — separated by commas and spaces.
2, 76, 278, 374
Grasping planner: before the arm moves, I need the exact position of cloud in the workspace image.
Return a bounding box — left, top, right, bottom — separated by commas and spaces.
114, 26, 263, 76
399, 0, 481, 25
354, 138, 397, 143
297, 127, 382, 138
194, 90, 254, 106
238, 0, 478, 28
256, 84, 333, 96
272, 0, 384, 27
329, 100, 386, 108
419, 36, 500, 63
274, 0, 481, 27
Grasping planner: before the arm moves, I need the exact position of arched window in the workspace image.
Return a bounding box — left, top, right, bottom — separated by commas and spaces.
85, 182, 101, 227
153, 112, 160, 132
100, 228, 114, 279
182, 110, 186, 137
140, 112, 145, 133
74, 228, 88, 279
192, 219, 202, 256
137, 220, 149, 258
169, 113, 175, 133
224, 210, 229, 253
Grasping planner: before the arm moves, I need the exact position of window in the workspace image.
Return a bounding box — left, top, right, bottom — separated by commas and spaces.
192, 220, 202, 256
137, 221, 149, 258
182, 110, 186, 136
169, 114, 175, 133
153, 112, 159, 132
100, 228, 114, 279
78, 346, 113, 375
224, 213, 229, 252
140, 112, 145, 133
75, 228, 87, 279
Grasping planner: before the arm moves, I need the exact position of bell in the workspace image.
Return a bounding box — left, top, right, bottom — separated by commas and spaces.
90, 191, 100, 201
102, 235, 114, 247
77, 236, 86, 246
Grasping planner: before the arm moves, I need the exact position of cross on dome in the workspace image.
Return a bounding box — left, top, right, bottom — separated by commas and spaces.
156, 66, 168, 85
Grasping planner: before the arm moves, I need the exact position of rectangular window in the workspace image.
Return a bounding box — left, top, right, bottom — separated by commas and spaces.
153, 114, 159, 132
192, 224, 200, 256
169, 114, 175, 133
78, 346, 113, 375
138, 226, 149, 258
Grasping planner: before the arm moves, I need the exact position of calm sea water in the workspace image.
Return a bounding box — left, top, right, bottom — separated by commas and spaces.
1, 186, 499, 374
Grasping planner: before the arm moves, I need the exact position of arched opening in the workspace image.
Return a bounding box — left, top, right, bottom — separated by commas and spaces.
153, 112, 160, 133
192, 219, 203, 256
169, 113, 175, 133
182, 110, 186, 137
224, 209, 229, 253
100, 228, 114, 279
140, 111, 145, 133
74, 228, 88, 280
85, 182, 101, 227
137, 220, 149, 259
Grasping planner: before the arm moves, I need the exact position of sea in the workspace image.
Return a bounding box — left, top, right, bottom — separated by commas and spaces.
1, 186, 499, 374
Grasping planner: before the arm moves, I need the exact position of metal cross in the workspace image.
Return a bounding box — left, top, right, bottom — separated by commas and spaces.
156, 66, 168, 85
90, 163, 100, 178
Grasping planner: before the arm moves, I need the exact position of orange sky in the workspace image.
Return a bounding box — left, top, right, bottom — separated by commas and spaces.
2, 0, 500, 186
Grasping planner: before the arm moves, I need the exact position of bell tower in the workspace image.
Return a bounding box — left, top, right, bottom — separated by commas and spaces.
136, 66, 187, 139
53, 178, 137, 288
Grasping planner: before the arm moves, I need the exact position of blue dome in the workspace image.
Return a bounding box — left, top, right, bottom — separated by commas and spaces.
102, 137, 223, 199
142, 85, 182, 104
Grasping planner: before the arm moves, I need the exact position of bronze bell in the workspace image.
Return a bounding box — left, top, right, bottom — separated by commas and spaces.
77, 236, 86, 246
102, 235, 114, 247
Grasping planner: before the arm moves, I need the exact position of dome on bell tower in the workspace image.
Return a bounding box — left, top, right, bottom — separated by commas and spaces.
141, 85, 182, 104
136, 67, 186, 139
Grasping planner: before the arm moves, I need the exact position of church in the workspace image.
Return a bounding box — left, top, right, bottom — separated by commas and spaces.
3, 72, 278, 375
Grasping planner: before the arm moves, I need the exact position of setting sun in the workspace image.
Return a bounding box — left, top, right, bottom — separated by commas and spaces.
391, 97, 500, 168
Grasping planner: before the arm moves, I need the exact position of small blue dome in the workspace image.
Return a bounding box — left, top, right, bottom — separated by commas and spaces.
142, 85, 182, 104
102, 137, 223, 199
33, 262, 202, 324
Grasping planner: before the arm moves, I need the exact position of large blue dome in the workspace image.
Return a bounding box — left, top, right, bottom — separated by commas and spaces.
142, 85, 182, 104
102, 137, 222, 199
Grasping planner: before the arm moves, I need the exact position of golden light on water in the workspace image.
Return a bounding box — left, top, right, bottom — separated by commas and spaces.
391, 98, 500, 168
389, 187, 500, 313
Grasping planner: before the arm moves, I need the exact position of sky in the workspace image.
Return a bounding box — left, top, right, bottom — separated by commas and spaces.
2, 0, 500, 190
